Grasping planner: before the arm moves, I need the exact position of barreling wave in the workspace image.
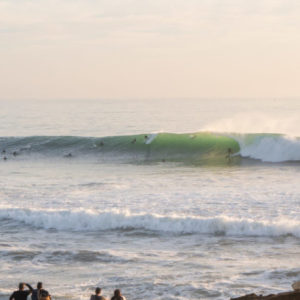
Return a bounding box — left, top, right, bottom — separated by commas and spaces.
0, 132, 300, 163
1, 208, 299, 238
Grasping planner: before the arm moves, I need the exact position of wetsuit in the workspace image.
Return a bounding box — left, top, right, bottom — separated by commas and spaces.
10, 285, 33, 300
90, 295, 106, 300
32, 289, 50, 300
111, 296, 126, 300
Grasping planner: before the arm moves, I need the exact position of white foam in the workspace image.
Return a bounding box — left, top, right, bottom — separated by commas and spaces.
201, 111, 300, 137
237, 135, 300, 162
1, 208, 299, 237
145, 133, 158, 144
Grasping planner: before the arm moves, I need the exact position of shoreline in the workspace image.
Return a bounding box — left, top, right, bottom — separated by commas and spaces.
231, 291, 300, 299
231, 283, 300, 300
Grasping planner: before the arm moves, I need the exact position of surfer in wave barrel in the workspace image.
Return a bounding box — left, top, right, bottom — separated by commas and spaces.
226, 148, 233, 163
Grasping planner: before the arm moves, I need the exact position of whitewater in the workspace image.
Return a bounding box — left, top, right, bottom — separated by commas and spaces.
0, 98, 299, 300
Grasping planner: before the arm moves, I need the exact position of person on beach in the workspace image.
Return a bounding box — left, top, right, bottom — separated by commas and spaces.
32, 282, 51, 300
90, 287, 106, 300
10, 283, 33, 300
111, 289, 126, 300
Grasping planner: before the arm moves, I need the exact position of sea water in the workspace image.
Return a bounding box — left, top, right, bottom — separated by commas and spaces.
0, 98, 299, 300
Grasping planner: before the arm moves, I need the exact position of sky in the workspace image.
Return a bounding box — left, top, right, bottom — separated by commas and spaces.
0, 0, 300, 99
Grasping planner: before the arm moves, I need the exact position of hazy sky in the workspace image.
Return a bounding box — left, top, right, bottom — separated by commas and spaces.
0, 0, 300, 99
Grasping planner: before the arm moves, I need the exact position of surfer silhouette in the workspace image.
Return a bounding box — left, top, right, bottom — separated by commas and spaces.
226, 148, 232, 163
131, 138, 136, 144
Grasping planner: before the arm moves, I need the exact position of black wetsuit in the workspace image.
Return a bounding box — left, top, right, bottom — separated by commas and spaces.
32, 289, 50, 300
10, 286, 33, 300
31, 289, 38, 300
90, 295, 106, 300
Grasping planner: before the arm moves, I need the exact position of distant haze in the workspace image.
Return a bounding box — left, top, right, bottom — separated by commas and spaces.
0, 0, 300, 99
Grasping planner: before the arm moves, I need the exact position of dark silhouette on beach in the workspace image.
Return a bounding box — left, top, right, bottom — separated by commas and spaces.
10, 283, 33, 300
90, 287, 106, 300
31, 282, 51, 300
111, 289, 126, 300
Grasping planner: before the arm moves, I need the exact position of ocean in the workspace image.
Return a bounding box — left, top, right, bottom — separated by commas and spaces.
0, 98, 299, 300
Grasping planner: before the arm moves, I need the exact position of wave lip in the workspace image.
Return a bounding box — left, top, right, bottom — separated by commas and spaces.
235, 134, 300, 162
0, 208, 299, 238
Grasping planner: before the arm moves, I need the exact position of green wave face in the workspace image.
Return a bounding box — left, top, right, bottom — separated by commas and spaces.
2, 132, 300, 164
0, 132, 241, 165
97, 132, 240, 164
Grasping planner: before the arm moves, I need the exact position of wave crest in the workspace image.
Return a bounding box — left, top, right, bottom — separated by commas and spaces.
1, 208, 299, 238
1, 132, 299, 163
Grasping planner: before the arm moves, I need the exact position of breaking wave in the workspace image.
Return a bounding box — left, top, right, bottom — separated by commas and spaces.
1, 208, 299, 238
0, 132, 299, 163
